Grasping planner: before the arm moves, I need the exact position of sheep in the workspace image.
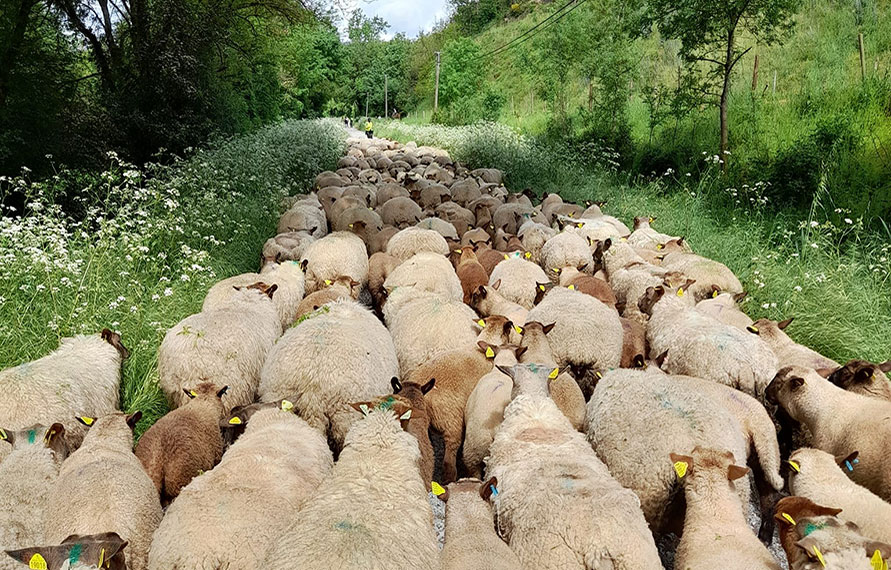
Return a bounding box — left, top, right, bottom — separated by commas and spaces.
391, 378, 436, 489
300, 231, 369, 295
472, 243, 509, 276
5, 532, 128, 570
315, 171, 347, 189
748, 317, 840, 371
475, 315, 514, 347
370, 224, 399, 254
539, 232, 592, 282
335, 205, 384, 237
376, 182, 410, 204
525, 286, 623, 397
695, 291, 753, 330
463, 345, 522, 479
437, 477, 521, 570
492, 203, 533, 236
134, 382, 228, 505
367, 251, 401, 312
418, 184, 451, 211
384, 251, 463, 302
45, 412, 162, 570
261, 406, 439, 570
539, 193, 565, 223
342, 184, 376, 207
0, 329, 126, 450
202, 262, 304, 329
639, 281, 779, 398
416, 216, 459, 241
781, 511, 891, 569
486, 363, 662, 569
620, 317, 647, 368
261, 231, 316, 266
147, 406, 333, 570
669, 446, 782, 570
329, 196, 366, 230
0, 423, 65, 570
384, 287, 480, 378
160, 284, 281, 411
576, 204, 631, 235
386, 226, 450, 261
517, 220, 556, 265
450, 179, 482, 207
659, 250, 743, 300
557, 265, 617, 308
461, 227, 492, 247
489, 257, 549, 309
277, 202, 326, 238
436, 201, 476, 236
823, 359, 891, 401
766, 365, 891, 501
456, 248, 490, 305
626, 216, 680, 250
515, 321, 586, 430
317, 187, 344, 219
786, 448, 891, 543
586, 369, 784, 535
604, 256, 669, 324
258, 299, 398, 452
378, 196, 423, 229
408, 343, 494, 483
471, 283, 528, 334
774, 496, 848, 570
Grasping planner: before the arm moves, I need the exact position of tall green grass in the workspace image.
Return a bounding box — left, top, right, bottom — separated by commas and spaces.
377, 120, 891, 364
0, 119, 345, 433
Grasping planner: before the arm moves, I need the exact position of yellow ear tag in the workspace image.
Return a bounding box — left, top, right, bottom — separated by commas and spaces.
28, 554, 47, 569
79, 416, 94, 426
485, 346, 495, 359
0, 428, 6, 440
782, 513, 796, 526
189, 390, 198, 398
871, 550, 886, 570
431, 482, 446, 496
813, 546, 826, 567
477, 319, 486, 327
538, 284, 545, 291
548, 368, 559, 380
281, 400, 294, 412
228, 417, 243, 425
576, 223, 584, 228
503, 254, 510, 260
713, 290, 719, 298
676, 288, 685, 297
43, 428, 57, 445
456, 249, 462, 254
788, 460, 801, 473
524, 252, 531, 259
552, 268, 559, 273
324, 279, 332, 286
673, 461, 688, 478
656, 244, 664, 250
514, 325, 523, 334
568, 284, 575, 290
348, 224, 353, 228
98, 548, 105, 568
649, 217, 655, 223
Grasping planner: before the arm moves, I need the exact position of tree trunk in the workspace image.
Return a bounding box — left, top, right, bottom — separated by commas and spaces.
719, 28, 735, 172
0, 0, 38, 108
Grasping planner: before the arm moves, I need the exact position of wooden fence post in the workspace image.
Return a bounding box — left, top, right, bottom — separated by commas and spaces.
751, 54, 760, 91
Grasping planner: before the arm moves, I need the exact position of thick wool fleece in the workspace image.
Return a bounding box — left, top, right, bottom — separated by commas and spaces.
134, 383, 226, 504
768, 366, 891, 501
148, 409, 333, 570
378, 196, 424, 229
386, 226, 450, 261
417, 216, 460, 240
159, 288, 281, 411
0, 446, 60, 570
673, 447, 782, 570
258, 300, 397, 451
788, 448, 891, 543
202, 262, 305, 328
486, 393, 662, 570
262, 409, 439, 570
301, 231, 369, 294
695, 293, 753, 331
525, 287, 622, 394
261, 230, 316, 266
539, 232, 592, 282
440, 479, 522, 570
659, 251, 743, 300
785, 516, 891, 570
749, 318, 840, 371
586, 369, 782, 532
463, 349, 517, 479
0, 333, 123, 449
384, 251, 463, 303
646, 290, 778, 398
45, 414, 162, 570
489, 258, 549, 310
517, 221, 556, 265
276, 203, 327, 237
384, 288, 480, 378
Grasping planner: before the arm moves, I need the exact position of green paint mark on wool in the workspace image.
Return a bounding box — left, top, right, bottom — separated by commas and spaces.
291, 305, 331, 328
803, 522, 827, 536
68, 543, 83, 563
28, 430, 35, 444
379, 396, 396, 410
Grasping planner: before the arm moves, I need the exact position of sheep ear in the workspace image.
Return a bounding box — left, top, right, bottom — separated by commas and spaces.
478, 341, 496, 359
836, 451, 860, 473
865, 543, 891, 565
43, 423, 65, 448
391, 377, 402, 393
542, 322, 556, 334
126, 411, 142, 430
879, 361, 891, 373
794, 537, 825, 565
655, 350, 669, 368
790, 377, 806, 391
3, 546, 60, 567
727, 465, 749, 481
264, 284, 278, 299
477, 285, 487, 298
216, 386, 229, 398
732, 291, 748, 303
299, 259, 308, 272
777, 317, 794, 330
492, 279, 501, 290
76, 416, 96, 427
420, 378, 436, 394
515, 346, 528, 360
480, 476, 499, 501
815, 367, 836, 378
349, 402, 373, 416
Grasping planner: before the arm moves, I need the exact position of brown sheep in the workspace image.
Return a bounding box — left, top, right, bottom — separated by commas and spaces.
367, 251, 402, 313
391, 377, 436, 489
293, 277, 358, 320
472, 243, 507, 276
475, 315, 514, 347
822, 359, 891, 401
456, 248, 489, 305
558, 266, 618, 309
134, 382, 228, 505
620, 317, 647, 369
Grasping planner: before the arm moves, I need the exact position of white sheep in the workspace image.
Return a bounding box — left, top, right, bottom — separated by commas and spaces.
300, 231, 369, 295
202, 262, 305, 328
258, 299, 398, 450
159, 284, 282, 411
695, 292, 753, 331
488, 257, 549, 309
262, 406, 439, 570
261, 230, 316, 266
539, 231, 592, 282
748, 317, 840, 371
383, 251, 462, 302
277, 202, 326, 237
147, 406, 333, 569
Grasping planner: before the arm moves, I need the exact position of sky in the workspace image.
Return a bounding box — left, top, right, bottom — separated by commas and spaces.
347, 0, 451, 39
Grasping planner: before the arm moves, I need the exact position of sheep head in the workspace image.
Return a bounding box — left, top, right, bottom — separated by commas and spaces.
5, 532, 128, 570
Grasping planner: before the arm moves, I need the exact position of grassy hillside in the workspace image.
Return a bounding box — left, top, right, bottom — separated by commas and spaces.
0, 120, 344, 433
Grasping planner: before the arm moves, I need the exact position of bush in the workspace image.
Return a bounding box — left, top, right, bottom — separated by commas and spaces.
0, 119, 345, 433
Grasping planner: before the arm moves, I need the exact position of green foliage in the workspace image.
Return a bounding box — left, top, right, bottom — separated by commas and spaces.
0, 119, 345, 433
450, 0, 513, 33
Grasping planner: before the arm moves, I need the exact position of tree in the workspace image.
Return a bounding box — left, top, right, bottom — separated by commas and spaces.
639, 0, 798, 165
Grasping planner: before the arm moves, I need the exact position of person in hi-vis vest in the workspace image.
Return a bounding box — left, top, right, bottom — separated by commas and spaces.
364, 119, 373, 139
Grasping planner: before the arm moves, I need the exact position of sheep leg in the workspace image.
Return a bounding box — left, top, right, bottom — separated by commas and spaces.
749, 456, 780, 544
441, 433, 461, 484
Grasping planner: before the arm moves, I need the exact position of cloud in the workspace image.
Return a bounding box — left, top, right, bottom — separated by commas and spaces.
356, 0, 451, 38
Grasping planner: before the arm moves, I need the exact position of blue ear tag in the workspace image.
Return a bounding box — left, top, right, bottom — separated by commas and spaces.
845, 458, 859, 472
490, 485, 499, 496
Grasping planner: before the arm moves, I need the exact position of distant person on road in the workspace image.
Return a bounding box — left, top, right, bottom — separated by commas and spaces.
365, 119, 373, 139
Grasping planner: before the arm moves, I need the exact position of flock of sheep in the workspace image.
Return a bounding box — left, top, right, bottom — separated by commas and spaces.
1, 131, 890, 570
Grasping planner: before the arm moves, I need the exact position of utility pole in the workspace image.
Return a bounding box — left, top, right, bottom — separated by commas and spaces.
434, 52, 441, 112
385, 75, 388, 118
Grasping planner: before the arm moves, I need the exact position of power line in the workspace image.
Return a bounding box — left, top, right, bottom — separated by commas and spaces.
469, 0, 586, 62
